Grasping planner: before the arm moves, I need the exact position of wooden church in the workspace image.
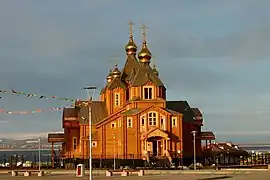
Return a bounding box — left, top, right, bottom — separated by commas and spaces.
48, 23, 215, 167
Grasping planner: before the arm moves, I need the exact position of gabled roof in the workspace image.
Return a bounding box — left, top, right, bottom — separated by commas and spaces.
166, 101, 190, 113
121, 108, 142, 116
107, 78, 126, 90
142, 127, 169, 140
63, 108, 78, 118
201, 131, 215, 140
65, 101, 108, 125
191, 108, 202, 117
166, 101, 195, 122
120, 106, 180, 117
164, 108, 179, 115
121, 54, 140, 82
130, 63, 164, 87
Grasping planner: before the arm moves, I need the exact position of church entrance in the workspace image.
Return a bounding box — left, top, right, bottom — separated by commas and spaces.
147, 136, 163, 157
152, 141, 157, 156
142, 128, 170, 158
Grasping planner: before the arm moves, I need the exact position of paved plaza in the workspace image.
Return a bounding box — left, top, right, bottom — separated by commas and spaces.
0, 172, 270, 180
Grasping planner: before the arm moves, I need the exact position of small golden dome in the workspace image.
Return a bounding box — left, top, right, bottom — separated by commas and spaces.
152, 65, 159, 76
106, 70, 113, 82
112, 65, 121, 78
138, 41, 152, 63
125, 36, 137, 55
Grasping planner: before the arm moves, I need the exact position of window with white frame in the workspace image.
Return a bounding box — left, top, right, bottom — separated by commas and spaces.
73, 137, 77, 150
148, 112, 157, 126
143, 87, 153, 99
172, 117, 177, 127
127, 117, 133, 128
115, 93, 120, 106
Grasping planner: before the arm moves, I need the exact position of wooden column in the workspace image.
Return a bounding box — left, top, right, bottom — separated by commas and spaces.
157, 140, 159, 156
145, 140, 147, 152
51, 142, 54, 168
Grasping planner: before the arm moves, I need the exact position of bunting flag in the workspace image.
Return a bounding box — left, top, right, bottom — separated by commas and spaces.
0, 106, 70, 115
0, 89, 76, 102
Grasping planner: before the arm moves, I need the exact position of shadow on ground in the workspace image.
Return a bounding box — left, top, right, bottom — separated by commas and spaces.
198, 176, 233, 180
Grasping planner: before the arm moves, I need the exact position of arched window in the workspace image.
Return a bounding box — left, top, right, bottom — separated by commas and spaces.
141, 115, 145, 126
148, 112, 157, 126
160, 115, 166, 130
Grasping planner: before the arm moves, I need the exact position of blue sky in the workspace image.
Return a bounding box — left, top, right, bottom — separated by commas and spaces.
1, 0, 270, 142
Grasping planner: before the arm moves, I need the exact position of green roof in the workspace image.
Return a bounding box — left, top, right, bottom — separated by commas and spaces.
107, 78, 126, 90
130, 63, 164, 87
121, 108, 141, 116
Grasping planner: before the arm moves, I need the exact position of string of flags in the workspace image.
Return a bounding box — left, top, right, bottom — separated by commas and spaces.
0, 106, 72, 115
0, 89, 76, 102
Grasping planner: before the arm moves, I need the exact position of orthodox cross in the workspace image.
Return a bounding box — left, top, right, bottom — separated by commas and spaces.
140, 24, 148, 42
108, 55, 119, 69
128, 21, 134, 37
112, 55, 119, 67
152, 55, 156, 67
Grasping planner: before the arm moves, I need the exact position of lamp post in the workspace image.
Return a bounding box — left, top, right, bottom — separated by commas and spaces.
113, 134, 116, 170
177, 150, 181, 169
191, 131, 197, 170
83, 86, 97, 180
38, 138, 41, 172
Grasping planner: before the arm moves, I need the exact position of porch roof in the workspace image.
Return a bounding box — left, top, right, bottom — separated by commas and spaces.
201, 131, 215, 140
48, 133, 64, 143
141, 128, 170, 140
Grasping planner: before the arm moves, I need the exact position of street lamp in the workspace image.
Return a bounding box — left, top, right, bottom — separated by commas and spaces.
177, 150, 181, 169
113, 134, 116, 170
38, 138, 41, 172
191, 131, 197, 170
83, 86, 97, 180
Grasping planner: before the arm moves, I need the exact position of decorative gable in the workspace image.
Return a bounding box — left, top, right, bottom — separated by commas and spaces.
107, 78, 126, 90
130, 64, 164, 87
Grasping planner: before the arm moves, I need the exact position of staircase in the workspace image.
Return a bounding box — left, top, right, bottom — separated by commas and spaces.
164, 150, 173, 166
145, 153, 150, 164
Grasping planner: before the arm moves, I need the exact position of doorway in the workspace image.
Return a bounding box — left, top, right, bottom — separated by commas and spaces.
152, 141, 157, 156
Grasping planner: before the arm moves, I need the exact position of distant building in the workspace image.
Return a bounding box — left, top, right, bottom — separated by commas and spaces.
48, 24, 215, 167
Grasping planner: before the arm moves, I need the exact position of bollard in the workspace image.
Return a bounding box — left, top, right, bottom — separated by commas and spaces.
121, 171, 129, 176
76, 164, 85, 177
138, 170, 144, 176
38, 171, 44, 176
106, 170, 112, 176
11, 171, 18, 176
24, 171, 31, 176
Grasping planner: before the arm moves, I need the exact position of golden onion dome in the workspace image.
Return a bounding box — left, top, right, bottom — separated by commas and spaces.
112, 65, 121, 78
125, 36, 137, 55
138, 41, 152, 63
152, 65, 159, 76
106, 70, 113, 82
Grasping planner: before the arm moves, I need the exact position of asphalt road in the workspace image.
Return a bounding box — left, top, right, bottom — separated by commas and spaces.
0, 172, 270, 180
